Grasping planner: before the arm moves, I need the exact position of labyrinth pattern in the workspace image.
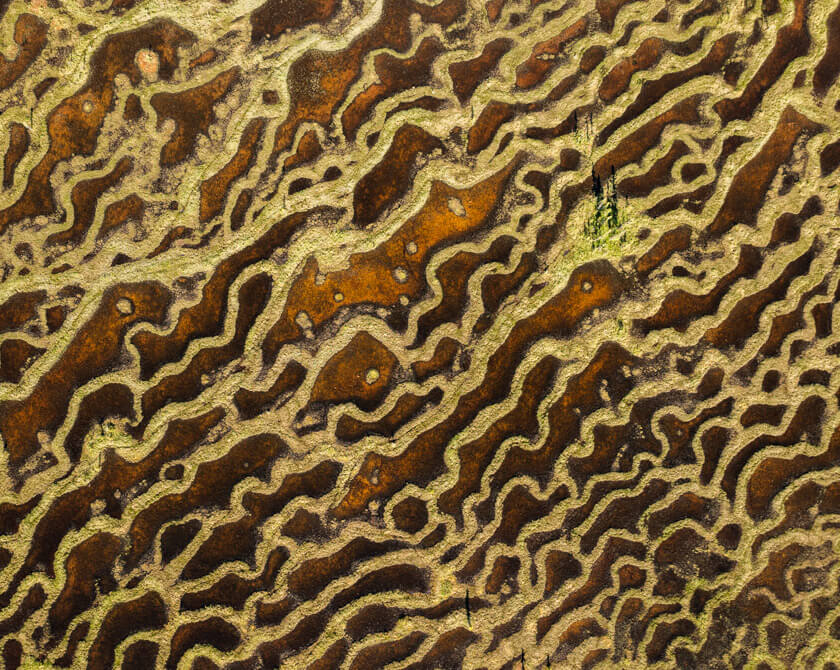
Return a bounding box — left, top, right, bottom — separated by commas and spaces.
1, 0, 840, 667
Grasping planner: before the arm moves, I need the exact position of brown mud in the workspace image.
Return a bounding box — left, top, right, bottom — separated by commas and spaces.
1, 0, 840, 667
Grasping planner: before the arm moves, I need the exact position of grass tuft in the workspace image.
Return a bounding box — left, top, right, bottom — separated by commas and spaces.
583, 165, 627, 250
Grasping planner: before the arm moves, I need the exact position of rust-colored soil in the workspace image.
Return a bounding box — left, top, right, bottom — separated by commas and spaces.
1, 0, 840, 667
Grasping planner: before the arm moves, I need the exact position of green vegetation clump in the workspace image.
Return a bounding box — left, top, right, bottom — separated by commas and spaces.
583, 165, 626, 250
